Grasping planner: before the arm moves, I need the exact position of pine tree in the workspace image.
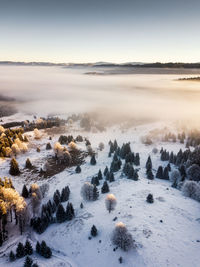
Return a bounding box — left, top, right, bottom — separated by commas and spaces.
22, 185, 29, 198
128, 166, 134, 179
146, 194, 154, 203
40, 241, 47, 256
93, 185, 99, 200
25, 158, 32, 169
24, 256, 33, 267
156, 166, 163, 179
146, 156, 152, 169
46, 142, 52, 150
91, 225, 98, 237
61, 186, 70, 202
53, 191, 61, 206
106, 171, 110, 181
9, 250, 15, 262
75, 165, 81, 173
109, 172, 115, 182
16, 242, 24, 258
147, 169, 154, 180
98, 169, 103, 180
24, 240, 33, 255
103, 166, 108, 176
90, 155, 96, 165
119, 257, 123, 264
133, 170, 139, 181
66, 202, 75, 220
80, 202, 83, 209
56, 204, 66, 223
43, 246, 52, 258
163, 167, 169, 180
36, 241, 41, 254
9, 158, 20, 176
101, 181, 109, 193
134, 153, 140, 166
167, 163, 171, 171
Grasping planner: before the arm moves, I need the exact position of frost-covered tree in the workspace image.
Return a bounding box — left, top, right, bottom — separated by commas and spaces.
39, 183, 49, 198
170, 170, 181, 188
9, 158, 20, 176
182, 180, 200, 201
34, 128, 41, 139
105, 194, 117, 213
112, 222, 134, 251
187, 164, 200, 181
30, 184, 42, 215
81, 182, 97, 201
99, 142, 105, 151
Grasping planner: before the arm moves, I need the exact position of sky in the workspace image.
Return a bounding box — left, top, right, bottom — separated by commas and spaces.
0, 0, 200, 63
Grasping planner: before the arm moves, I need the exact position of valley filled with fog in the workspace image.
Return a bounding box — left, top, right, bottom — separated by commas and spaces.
1, 65, 200, 124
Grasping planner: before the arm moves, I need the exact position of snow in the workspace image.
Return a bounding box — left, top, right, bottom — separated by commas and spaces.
0, 119, 200, 267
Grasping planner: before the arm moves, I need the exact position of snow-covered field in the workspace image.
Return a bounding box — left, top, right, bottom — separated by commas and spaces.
0, 118, 200, 267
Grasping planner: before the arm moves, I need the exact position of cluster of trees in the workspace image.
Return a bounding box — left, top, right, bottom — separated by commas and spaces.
0, 177, 28, 246
81, 182, 99, 201
0, 126, 28, 158
9, 240, 33, 261
162, 131, 185, 144
31, 186, 72, 233
24, 117, 65, 132
146, 156, 154, 180
123, 163, 139, 180
54, 142, 72, 165
156, 165, 170, 180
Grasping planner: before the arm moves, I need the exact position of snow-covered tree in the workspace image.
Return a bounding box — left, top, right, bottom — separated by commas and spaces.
187, 164, 200, 181
105, 194, 117, 213
112, 222, 134, 251
182, 180, 200, 201
170, 170, 181, 188
34, 128, 41, 139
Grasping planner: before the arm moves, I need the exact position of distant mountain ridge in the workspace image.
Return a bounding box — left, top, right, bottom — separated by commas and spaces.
0, 61, 200, 68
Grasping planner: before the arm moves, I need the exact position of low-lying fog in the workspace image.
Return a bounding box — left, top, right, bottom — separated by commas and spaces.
0, 65, 200, 125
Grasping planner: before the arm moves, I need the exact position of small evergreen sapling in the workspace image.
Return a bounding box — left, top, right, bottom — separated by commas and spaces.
91, 225, 98, 237
75, 165, 81, 173
90, 155, 96, 165
146, 194, 154, 203
9, 251, 15, 262
24, 256, 33, 267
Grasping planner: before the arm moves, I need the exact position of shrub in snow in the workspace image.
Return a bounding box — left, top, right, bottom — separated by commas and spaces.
119, 257, 123, 264
187, 164, 200, 182
9, 158, 20, 176
152, 147, 158, 154
75, 165, 81, 173
182, 180, 200, 201
39, 183, 49, 198
112, 222, 134, 251
68, 141, 77, 151
91, 225, 98, 237
90, 155, 96, 165
170, 170, 181, 188
34, 128, 41, 139
146, 194, 154, 203
80, 202, 83, 208
99, 142, 105, 151
105, 194, 117, 213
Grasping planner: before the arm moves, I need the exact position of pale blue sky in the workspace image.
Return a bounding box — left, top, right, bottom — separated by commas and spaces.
0, 0, 200, 63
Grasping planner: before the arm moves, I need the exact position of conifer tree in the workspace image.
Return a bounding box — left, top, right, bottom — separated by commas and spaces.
90, 155, 96, 165
93, 185, 99, 200
98, 169, 103, 180
163, 167, 169, 180
16, 242, 24, 258
66, 202, 75, 220
25, 158, 32, 169
156, 166, 163, 179
46, 142, 52, 150
24, 240, 33, 255
53, 191, 61, 206
103, 166, 108, 176
22, 185, 29, 198
9, 251, 15, 262
146, 194, 154, 203
56, 204, 66, 223
109, 172, 115, 182
9, 158, 20, 176
134, 153, 140, 166
80, 202, 83, 209
91, 225, 98, 237
75, 165, 81, 173
36, 241, 41, 254
24, 256, 33, 267
147, 169, 154, 180
101, 181, 109, 193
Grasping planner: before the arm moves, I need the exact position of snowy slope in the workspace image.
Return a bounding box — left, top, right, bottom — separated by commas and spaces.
0, 121, 200, 267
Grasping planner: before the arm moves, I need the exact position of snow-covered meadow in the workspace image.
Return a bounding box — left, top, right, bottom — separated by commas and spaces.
0, 116, 199, 267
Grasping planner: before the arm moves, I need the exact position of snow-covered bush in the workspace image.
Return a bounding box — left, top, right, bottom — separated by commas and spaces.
105, 194, 117, 213
39, 183, 50, 198
152, 147, 158, 154
30, 184, 42, 215
81, 182, 98, 201
34, 128, 41, 139
68, 141, 77, 151
170, 170, 181, 188
112, 222, 134, 251
182, 180, 200, 201
187, 164, 200, 181
98, 142, 105, 151
0, 125, 5, 133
